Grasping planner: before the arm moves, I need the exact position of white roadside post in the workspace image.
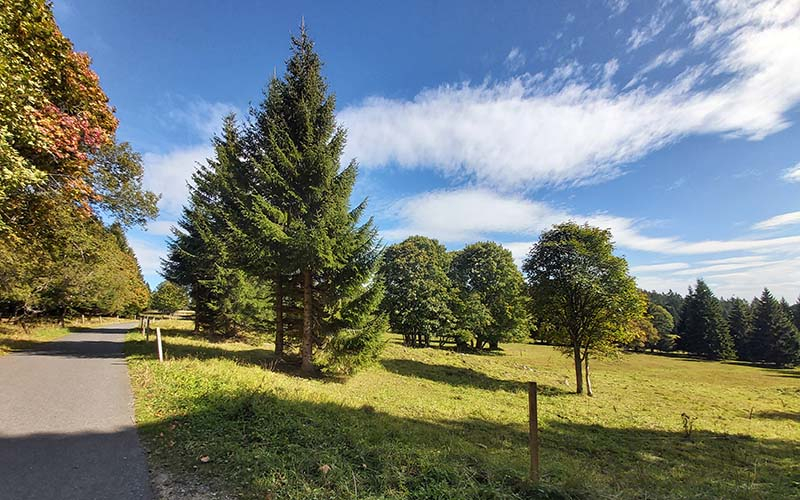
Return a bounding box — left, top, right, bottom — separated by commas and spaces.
156, 326, 164, 362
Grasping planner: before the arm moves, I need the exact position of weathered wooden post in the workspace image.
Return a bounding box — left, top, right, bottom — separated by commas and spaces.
146, 317, 150, 341
156, 327, 164, 362
529, 382, 539, 483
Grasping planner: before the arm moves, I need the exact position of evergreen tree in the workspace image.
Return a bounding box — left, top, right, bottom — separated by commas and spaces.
748, 289, 800, 366
678, 280, 734, 360
163, 117, 273, 337
449, 242, 528, 350
779, 298, 794, 324
231, 26, 383, 372
727, 297, 752, 360
792, 296, 800, 332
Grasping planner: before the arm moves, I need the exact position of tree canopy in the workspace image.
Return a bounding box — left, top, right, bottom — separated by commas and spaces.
523, 222, 645, 395
0, 0, 156, 325
449, 241, 528, 350
380, 236, 455, 348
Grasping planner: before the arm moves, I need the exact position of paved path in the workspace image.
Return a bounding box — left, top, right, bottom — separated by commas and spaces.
0, 322, 153, 499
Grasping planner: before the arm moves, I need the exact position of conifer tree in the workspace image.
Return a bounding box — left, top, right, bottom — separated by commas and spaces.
678, 280, 734, 359
792, 296, 800, 332
233, 26, 383, 372
748, 288, 800, 366
163, 117, 272, 337
727, 297, 752, 359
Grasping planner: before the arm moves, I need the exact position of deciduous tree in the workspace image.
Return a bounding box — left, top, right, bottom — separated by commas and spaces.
523, 222, 645, 395
449, 241, 528, 350
380, 237, 455, 348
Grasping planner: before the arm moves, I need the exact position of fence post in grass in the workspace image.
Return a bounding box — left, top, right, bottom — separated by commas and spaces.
156, 326, 164, 362
146, 317, 150, 341
529, 381, 539, 483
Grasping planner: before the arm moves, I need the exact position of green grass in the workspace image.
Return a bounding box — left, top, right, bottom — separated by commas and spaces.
127, 320, 800, 499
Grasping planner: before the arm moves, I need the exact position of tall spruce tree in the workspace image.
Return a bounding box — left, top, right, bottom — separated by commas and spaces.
678, 280, 734, 359
727, 297, 752, 360
163, 117, 272, 337
233, 26, 383, 372
748, 289, 800, 366
792, 296, 800, 332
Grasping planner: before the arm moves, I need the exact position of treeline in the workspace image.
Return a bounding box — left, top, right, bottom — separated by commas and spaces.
0, 1, 157, 325
645, 281, 800, 367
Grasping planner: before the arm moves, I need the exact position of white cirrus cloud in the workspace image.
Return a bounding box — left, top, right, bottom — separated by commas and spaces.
143, 145, 213, 217
504, 47, 526, 71
145, 220, 178, 236
383, 188, 800, 256
128, 237, 165, 282
339, 0, 800, 188
630, 262, 691, 272
783, 162, 800, 182
752, 211, 800, 230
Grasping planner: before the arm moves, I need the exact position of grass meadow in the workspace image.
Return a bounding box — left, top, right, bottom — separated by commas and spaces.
126, 320, 799, 499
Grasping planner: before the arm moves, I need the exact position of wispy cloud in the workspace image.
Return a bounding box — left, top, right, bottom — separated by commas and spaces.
627, 8, 672, 51
383, 188, 800, 255
631, 262, 690, 272
166, 98, 239, 140
128, 237, 165, 281
752, 211, 800, 230
783, 162, 800, 182
504, 47, 526, 71
145, 220, 178, 236
143, 144, 213, 217
339, 1, 800, 188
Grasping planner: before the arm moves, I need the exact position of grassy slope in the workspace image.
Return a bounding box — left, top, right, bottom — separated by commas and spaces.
127, 320, 800, 499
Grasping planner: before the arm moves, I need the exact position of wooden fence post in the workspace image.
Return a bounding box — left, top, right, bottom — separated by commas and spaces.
529, 381, 539, 483
156, 327, 164, 362
145, 317, 150, 341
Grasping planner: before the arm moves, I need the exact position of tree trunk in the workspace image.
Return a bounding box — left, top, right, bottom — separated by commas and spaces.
489, 339, 498, 350
573, 344, 584, 394
584, 354, 593, 397
274, 278, 284, 356
59, 307, 66, 327
301, 269, 314, 373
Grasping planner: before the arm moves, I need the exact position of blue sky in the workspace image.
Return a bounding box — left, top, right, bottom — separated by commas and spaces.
54, 0, 800, 300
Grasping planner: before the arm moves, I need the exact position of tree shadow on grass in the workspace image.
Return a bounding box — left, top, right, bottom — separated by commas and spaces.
123, 332, 322, 378
540, 421, 799, 499
381, 358, 571, 396
128, 383, 800, 500
752, 410, 800, 422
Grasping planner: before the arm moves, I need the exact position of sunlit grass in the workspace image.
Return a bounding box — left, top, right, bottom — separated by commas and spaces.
127, 320, 800, 499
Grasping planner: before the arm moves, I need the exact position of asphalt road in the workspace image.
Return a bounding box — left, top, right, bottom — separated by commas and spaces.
0, 322, 153, 499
